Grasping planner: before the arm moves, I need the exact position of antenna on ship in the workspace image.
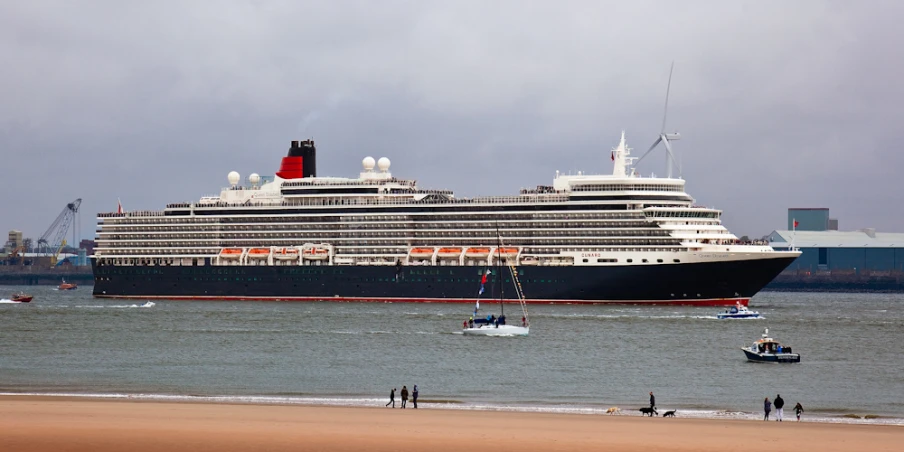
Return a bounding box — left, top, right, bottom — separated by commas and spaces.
634, 62, 682, 179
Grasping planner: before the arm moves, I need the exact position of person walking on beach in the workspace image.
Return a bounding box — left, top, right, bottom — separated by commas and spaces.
794, 402, 804, 421
386, 388, 396, 408
412, 385, 419, 409
400, 386, 409, 409
763, 397, 772, 421
774, 394, 785, 422
649, 392, 656, 409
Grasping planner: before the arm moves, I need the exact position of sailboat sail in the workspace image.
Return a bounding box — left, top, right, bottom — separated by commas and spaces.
461, 227, 530, 336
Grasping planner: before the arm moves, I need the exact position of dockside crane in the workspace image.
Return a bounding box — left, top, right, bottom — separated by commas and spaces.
39, 198, 82, 266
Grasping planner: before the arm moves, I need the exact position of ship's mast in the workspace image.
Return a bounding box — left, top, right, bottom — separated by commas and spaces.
611, 131, 637, 177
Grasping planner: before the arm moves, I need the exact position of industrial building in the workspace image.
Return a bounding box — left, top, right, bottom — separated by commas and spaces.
769, 229, 904, 272
769, 208, 904, 272
767, 208, 904, 291
6, 230, 23, 252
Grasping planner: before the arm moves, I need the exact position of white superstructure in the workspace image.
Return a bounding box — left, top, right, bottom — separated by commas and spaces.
93, 133, 794, 271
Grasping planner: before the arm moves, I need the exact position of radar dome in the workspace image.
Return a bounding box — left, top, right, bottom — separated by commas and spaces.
249, 173, 260, 185
377, 157, 391, 172
227, 171, 241, 186
362, 156, 376, 171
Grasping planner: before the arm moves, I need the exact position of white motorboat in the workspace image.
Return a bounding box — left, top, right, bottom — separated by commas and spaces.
742, 327, 800, 363
717, 302, 761, 319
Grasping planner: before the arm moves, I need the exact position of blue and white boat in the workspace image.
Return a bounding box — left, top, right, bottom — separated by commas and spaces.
717, 302, 761, 319
742, 328, 800, 363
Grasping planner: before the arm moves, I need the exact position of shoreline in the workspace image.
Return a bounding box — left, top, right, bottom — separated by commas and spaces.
2, 396, 901, 452
2, 392, 901, 426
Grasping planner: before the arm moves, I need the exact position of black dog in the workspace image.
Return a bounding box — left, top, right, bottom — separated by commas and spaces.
662, 410, 676, 417
639, 407, 658, 417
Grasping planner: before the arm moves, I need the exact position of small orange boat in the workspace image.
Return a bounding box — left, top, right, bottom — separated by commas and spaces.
465, 247, 491, 258
11, 292, 33, 302
219, 248, 243, 259
302, 248, 329, 260
409, 247, 435, 257
274, 248, 300, 260
58, 279, 78, 290
437, 247, 463, 258
493, 247, 519, 258
248, 248, 271, 259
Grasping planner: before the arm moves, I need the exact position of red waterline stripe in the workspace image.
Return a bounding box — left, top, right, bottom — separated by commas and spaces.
93, 294, 749, 307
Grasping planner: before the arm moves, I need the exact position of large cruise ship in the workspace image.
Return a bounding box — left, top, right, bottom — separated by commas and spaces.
92, 133, 799, 305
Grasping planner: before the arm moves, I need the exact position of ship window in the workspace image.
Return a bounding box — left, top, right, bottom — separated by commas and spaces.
627, 259, 633, 263
657, 259, 663, 263
673, 259, 680, 263
642, 259, 648, 263
582, 259, 588, 263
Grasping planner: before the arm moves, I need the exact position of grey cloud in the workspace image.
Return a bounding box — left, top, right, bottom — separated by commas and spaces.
1, 0, 902, 242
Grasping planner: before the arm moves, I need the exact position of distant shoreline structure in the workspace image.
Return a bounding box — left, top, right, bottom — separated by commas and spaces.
765, 269, 904, 293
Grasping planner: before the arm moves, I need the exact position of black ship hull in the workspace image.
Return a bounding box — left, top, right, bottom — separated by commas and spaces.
92, 256, 797, 306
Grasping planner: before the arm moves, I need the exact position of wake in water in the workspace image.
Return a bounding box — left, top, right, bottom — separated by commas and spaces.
0, 299, 25, 304
539, 312, 765, 321
75, 302, 156, 309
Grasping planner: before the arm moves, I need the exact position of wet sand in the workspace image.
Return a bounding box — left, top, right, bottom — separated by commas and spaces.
1, 396, 901, 452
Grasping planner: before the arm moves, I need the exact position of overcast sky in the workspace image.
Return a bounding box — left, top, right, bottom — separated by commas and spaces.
2, 0, 902, 244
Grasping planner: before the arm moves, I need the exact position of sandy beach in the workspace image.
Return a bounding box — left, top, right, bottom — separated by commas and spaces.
1, 397, 900, 452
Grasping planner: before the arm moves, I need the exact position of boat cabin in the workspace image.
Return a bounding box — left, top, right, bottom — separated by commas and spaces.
751, 329, 793, 354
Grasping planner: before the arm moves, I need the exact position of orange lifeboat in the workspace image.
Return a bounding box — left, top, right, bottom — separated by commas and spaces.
274, 248, 300, 260
302, 248, 330, 260
493, 247, 519, 259
437, 247, 462, 258
465, 247, 491, 259
248, 248, 271, 260
58, 279, 78, 290
409, 247, 435, 258
219, 248, 243, 259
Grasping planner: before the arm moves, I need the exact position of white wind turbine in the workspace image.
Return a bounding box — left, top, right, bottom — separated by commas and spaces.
634, 62, 682, 179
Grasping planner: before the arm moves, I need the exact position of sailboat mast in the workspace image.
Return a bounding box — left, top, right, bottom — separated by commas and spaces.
496, 222, 504, 317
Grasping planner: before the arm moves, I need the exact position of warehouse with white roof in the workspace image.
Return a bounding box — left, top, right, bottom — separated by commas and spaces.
767, 208, 904, 272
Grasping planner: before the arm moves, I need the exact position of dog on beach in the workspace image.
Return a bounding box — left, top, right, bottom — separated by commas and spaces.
662, 410, 676, 417
639, 407, 658, 417
606, 407, 621, 415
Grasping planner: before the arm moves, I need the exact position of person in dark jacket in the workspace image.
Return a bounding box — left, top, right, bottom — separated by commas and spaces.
402, 385, 408, 409
412, 385, 419, 409
400, 386, 409, 409
763, 397, 772, 421
649, 392, 656, 409
774, 394, 785, 422
793, 402, 804, 421
386, 388, 396, 408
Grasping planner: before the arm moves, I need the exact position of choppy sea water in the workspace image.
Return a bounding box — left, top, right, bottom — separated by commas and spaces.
1, 287, 902, 425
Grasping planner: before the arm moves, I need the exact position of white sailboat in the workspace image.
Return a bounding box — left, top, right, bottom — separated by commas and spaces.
462, 231, 530, 336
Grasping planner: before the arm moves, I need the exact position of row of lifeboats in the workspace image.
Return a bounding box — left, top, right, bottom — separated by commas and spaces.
218, 247, 329, 261
409, 247, 520, 259
216, 246, 539, 264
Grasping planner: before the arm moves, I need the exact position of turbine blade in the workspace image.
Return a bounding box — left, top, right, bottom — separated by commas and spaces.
662, 136, 680, 176
633, 137, 662, 167
661, 61, 674, 133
